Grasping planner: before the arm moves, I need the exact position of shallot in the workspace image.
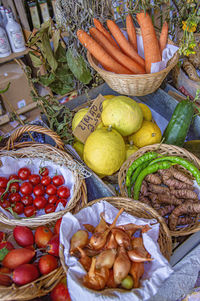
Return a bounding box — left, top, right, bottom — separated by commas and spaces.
130, 262, 144, 288
96, 249, 117, 269
70, 230, 89, 254
77, 247, 92, 271
94, 212, 109, 233
127, 248, 153, 262
104, 233, 118, 250
111, 228, 131, 249
113, 246, 131, 285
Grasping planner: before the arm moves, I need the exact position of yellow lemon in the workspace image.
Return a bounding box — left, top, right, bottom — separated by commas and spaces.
125, 143, 138, 160
73, 141, 84, 159
104, 95, 115, 99
83, 127, 125, 176
96, 121, 104, 129
72, 108, 89, 131
102, 96, 143, 136
102, 95, 115, 110
138, 103, 152, 121
128, 120, 162, 148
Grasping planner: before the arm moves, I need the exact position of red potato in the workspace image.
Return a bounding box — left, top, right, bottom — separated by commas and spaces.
39, 254, 58, 275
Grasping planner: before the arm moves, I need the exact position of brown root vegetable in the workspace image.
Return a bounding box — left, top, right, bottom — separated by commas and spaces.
169, 201, 200, 230
77, 247, 92, 271
140, 180, 149, 196
177, 216, 195, 226
130, 262, 144, 288
170, 167, 194, 185
148, 193, 161, 210
156, 194, 183, 206
96, 249, 117, 269
139, 195, 151, 206
145, 173, 162, 185
148, 184, 170, 195
182, 59, 200, 82
158, 168, 172, 180
113, 246, 131, 285
158, 205, 175, 216
170, 189, 198, 200
162, 178, 194, 190
70, 230, 89, 254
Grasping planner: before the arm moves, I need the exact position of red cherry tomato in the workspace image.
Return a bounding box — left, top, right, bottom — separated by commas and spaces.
34, 196, 47, 209
0, 177, 8, 188
13, 202, 24, 214
9, 192, 21, 203
1, 200, 10, 209
0, 188, 8, 200
9, 174, 19, 181
21, 195, 33, 206
39, 167, 49, 177
46, 184, 57, 196
45, 204, 56, 214
48, 195, 58, 204
20, 182, 33, 195
56, 198, 67, 208
33, 184, 45, 197
41, 176, 51, 186
24, 206, 36, 217
18, 167, 31, 180
29, 174, 41, 186
9, 182, 20, 193
52, 175, 65, 187
57, 186, 70, 199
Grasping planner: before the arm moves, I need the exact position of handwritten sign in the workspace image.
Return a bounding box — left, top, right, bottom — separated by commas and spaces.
73, 94, 105, 144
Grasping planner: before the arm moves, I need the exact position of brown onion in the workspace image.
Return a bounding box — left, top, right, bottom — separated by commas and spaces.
111, 228, 131, 249
132, 237, 150, 258
104, 233, 118, 250
94, 212, 108, 233
113, 246, 131, 285
127, 248, 153, 262
70, 230, 89, 254
130, 262, 144, 288
96, 249, 117, 269
77, 247, 92, 271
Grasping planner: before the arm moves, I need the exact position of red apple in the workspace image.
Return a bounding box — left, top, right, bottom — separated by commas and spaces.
35, 226, 53, 248
13, 226, 34, 247
38, 254, 58, 275
51, 277, 71, 301
46, 234, 59, 257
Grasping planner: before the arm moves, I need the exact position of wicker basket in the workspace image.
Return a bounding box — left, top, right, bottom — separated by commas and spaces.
0, 221, 65, 301
87, 28, 179, 96
0, 125, 87, 227
118, 143, 200, 237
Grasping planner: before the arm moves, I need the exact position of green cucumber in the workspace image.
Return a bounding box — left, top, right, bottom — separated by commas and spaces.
162, 99, 194, 147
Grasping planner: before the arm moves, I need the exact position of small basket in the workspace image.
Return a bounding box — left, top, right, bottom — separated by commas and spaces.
87, 28, 179, 96
118, 143, 200, 237
0, 125, 88, 227
0, 221, 65, 301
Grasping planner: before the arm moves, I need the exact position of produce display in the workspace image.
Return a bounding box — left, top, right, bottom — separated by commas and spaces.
69, 208, 152, 290
125, 152, 200, 231
0, 219, 61, 287
0, 166, 70, 218
77, 13, 168, 75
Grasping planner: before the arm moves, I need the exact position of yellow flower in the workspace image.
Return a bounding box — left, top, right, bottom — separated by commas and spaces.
182, 21, 187, 31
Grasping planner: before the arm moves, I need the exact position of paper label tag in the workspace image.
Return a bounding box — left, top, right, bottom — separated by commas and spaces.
73, 94, 104, 143
17, 99, 26, 108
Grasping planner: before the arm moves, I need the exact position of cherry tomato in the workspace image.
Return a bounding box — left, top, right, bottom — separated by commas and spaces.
9, 174, 19, 181
56, 198, 67, 208
0, 188, 8, 200
39, 167, 49, 177
34, 196, 47, 209
1, 200, 10, 209
24, 206, 36, 217
52, 175, 65, 187
0, 177, 8, 188
9, 192, 21, 203
46, 184, 57, 196
20, 182, 33, 195
45, 204, 56, 214
33, 184, 45, 197
13, 202, 24, 214
9, 182, 20, 193
57, 186, 70, 199
29, 174, 41, 186
48, 195, 58, 204
21, 195, 33, 206
18, 167, 31, 180
41, 176, 51, 186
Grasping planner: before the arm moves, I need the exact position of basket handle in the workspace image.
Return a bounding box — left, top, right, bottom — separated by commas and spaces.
6, 125, 64, 150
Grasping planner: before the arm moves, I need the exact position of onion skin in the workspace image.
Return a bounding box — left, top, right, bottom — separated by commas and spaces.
127, 248, 153, 262
118, 223, 151, 236
70, 230, 89, 254
104, 233, 118, 250
130, 262, 144, 288
113, 246, 131, 285
111, 228, 131, 249
132, 237, 150, 258
106, 269, 117, 288
94, 213, 108, 233
96, 249, 117, 269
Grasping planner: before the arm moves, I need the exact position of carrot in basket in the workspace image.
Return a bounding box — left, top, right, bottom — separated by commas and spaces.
136, 12, 161, 73
89, 27, 145, 74
159, 21, 168, 56
77, 29, 132, 74
126, 14, 138, 52
93, 18, 119, 48
107, 19, 145, 68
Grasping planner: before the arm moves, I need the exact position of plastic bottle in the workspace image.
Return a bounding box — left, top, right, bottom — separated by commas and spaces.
38, 0, 50, 23
0, 25, 11, 58
27, 0, 41, 29
5, 10, 26, 53
0, 6, 6, 27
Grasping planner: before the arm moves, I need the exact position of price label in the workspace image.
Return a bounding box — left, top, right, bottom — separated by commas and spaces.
73, 94, 104, 143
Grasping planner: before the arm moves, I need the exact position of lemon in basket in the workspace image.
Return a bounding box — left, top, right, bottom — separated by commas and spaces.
125, 143, 138, 160
138, 103, 152, 121
128, 120, 162, 148
102, 96, 143, 136
73, 141, 84, 159
83, 127, 125, 176
72, 108, 89, 131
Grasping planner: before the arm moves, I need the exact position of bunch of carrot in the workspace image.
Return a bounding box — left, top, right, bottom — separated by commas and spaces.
77, 12, 168, 75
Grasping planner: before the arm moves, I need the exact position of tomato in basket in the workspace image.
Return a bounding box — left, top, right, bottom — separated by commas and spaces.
56, 198, 67, 208
20, 182, 33, 195
1, 200, 10, 210
45, 204, 56, 214
39, 167, 49, 177
13, 202, 24, 214
0, 177, 8, 188
57, 186, 70, 199
52, 175, 64, 187
48, 195, 58, 204
29, 174, 40, 186
46, 184, 57, 196
9, 182, 20, 193
21, 195, 33, 206
9, 193, 21, 203
24, 206, 36, 217
33, 184, 45, 197
9, 174, 19, 180
41, 176, 51, 186
0, 188, 8, 200
34, 196, 47, 209
18, 167, 31, 180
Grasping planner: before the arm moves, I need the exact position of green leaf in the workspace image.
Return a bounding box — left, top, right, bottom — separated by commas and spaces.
52, 29, 61, 53
55, 44, 67, 63
56, 64, 73, 83
66, 49, 92, 84
0, 247, 9, 261
0, 82, 10, 94
29, 52, 43, 68
41, 32, 58, 71
39, 73, 56, 87
49, 80, 74, 95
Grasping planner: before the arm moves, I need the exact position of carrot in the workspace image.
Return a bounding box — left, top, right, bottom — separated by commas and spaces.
159, 21, 168, 56
106, 20, 145, 68
93, 18, 119, 49
126, 14, 137, 52
136, 12, 161, 73
89, 27, 145, 74
77, 29, 132, 74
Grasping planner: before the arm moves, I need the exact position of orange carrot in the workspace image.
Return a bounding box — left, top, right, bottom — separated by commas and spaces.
159, 21, 168, 56
77, 29, 132, 74
89, 27, 145, 74
126, 14, 137, 52
136, 12, 162, 73
93, 18, 119, 49
106, 20, 145, 68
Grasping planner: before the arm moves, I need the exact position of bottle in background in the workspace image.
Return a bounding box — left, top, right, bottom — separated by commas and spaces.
38, 0, 50, 23
27, 0, 41, 29
5, 10, 26, 53
0, 6, 7, 27
51, 0, 59, 24
0, 24, 11, 58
